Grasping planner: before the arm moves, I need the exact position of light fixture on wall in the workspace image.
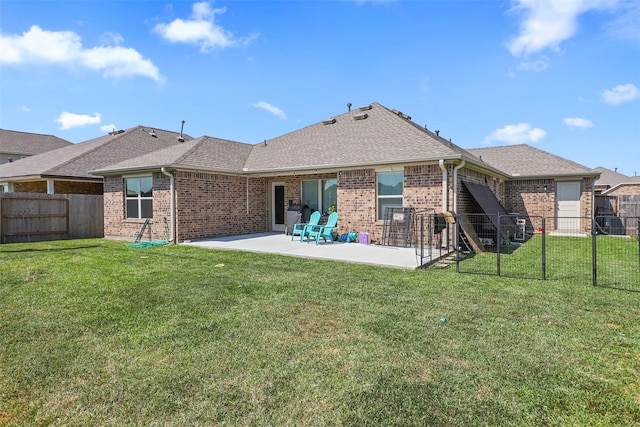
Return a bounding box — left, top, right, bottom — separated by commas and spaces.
543, 185, 548, 191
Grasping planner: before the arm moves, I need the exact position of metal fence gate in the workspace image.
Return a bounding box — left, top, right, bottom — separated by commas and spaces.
454, 213, 640, 291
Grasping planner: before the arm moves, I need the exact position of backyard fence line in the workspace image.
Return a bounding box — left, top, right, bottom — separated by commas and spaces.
452, 213, 640, 291
0, 192, 104, 244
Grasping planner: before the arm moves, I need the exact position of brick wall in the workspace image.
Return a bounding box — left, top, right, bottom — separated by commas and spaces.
54, 180, 103, 195
405, 165, 444, 211
175, 171, 267, 241
606, 183, 640, 196
504, 178, 595, 232
337, 169, 377, 238
103, 173, 172, 241
14, 181, 47, 193
456, 168, 506, 214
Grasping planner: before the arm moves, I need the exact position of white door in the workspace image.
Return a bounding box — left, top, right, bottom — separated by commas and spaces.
272, 182, 285, 232
556, 181, 581, 232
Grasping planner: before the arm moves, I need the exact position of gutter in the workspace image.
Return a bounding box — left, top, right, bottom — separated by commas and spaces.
161, 167, 176, 243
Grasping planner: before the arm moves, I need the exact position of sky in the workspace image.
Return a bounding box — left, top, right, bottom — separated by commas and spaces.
1, 0, 639, 176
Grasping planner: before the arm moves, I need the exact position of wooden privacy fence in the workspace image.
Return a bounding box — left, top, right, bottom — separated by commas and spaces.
0, 193, 104, 243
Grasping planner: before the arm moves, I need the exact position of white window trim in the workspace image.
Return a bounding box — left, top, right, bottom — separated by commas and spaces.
376, 171, 404, 221
124, 175, 153, 219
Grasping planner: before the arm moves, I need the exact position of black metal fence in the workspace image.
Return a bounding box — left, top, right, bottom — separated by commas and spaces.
381, 208, 454, 267
453, 213, 640, 291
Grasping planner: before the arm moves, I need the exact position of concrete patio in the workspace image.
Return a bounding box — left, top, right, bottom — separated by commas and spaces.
181, 233, 424, 269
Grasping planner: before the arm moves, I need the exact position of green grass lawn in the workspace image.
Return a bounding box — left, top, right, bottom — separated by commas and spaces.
1, 239, 639, 426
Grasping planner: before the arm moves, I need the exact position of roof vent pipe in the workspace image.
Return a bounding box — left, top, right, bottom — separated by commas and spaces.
347, 103, 352, 111
435, 130, 440, 136
178, 120, 185, 142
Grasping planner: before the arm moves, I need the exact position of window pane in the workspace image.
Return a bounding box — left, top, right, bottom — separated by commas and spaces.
302, 180, 319, 212
378, 197, 403, 220
141, 199, 153, 218
126, 179, 140, 197
322, 179, 337, 213
140, 177, 153, 197
126, 199, 139, 219
378, 172, 403, 195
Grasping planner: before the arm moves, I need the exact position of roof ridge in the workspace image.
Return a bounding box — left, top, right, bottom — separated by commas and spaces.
173, 137, 206, 164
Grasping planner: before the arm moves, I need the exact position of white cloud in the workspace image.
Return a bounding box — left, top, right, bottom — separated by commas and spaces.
0, 25, 162, 81
603, 0, 640, 43
563, 117, 595, 128
154, 1, 258, 52
100, 124, 117, 133
100, 32, 124, 46
55, 112, 101, 130
19, 105, 30, 112
507, 0, 617, 56
516, 57, 549, 72
602, 83, 640, 104
252, 101, 286, 120
484, 123, 547, 144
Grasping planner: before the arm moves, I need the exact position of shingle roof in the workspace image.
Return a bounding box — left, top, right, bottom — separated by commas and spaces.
0, 129, 72, 156
466, 144, 596, 178
92, 136, 253, 175
0, 126, 192, 181
593, 166, 636, 187
242, 102, 475, 172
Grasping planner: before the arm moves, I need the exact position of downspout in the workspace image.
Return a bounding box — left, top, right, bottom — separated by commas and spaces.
161, 168, 175, 243
452, 160, 465, 214
438, 160, 448, 213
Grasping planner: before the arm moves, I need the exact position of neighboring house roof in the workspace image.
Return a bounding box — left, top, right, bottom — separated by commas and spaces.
466, 144, 597, 178
92, 136, 254, 175
0, 128, 72, 156
593, 166, 631, 188
0, 126, 193, 181
243, 102, 480, 173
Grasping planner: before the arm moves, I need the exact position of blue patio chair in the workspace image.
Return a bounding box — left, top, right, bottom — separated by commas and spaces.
304, 212, 339, 245
291, 211, 321, 241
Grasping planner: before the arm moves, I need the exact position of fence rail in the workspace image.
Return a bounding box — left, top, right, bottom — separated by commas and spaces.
0, 193, 104, 243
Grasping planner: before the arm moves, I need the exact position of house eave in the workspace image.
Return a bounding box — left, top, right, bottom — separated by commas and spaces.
507, 172, 600, 180
242, 155, 472, 177
92, 164, 245, 177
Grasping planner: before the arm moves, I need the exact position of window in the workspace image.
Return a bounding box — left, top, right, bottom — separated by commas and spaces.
301, 178, 337, 214
125, 176, 153, 219
377, 171, 403, 220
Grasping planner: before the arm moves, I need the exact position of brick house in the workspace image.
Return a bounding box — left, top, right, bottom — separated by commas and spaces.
592, 167, 640, 223
0, 126, 192, 195
92, 102, 599, 243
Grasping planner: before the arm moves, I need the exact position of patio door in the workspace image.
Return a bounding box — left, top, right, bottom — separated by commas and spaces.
272, 182, 285, 232
556, 181, 581, 232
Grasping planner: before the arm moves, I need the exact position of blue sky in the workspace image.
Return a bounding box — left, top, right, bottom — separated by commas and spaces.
1, 0, 639, 176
